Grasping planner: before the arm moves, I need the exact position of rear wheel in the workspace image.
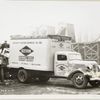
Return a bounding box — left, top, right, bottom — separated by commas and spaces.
71, 72, 88, 89
17, 69, 30, 83
89, 81, 100, 87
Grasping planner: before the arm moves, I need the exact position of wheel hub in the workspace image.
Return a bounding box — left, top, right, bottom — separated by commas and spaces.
19, 71, 26, 82
75, 75, 83, 85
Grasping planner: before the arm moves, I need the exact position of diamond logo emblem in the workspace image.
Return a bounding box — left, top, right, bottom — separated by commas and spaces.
20, 46, 33, 56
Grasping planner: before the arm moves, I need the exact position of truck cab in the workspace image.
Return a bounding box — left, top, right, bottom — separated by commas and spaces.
54, 51, 100, 88
54, 51, 82, 77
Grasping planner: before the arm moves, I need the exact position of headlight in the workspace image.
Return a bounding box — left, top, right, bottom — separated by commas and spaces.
86, 64, 99, 72
86, 66, 92, 72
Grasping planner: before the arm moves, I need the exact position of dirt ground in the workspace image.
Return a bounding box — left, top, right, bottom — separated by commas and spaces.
0, 78, 100, 95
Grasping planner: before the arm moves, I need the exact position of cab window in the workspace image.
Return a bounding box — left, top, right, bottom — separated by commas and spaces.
57, 54, 67, 61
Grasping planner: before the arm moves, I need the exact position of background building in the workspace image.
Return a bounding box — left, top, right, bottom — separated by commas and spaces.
37, 25, 55, 37
55, 23, 76, 42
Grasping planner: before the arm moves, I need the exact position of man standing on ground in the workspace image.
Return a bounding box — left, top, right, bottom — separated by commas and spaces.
0, 41, 9, 83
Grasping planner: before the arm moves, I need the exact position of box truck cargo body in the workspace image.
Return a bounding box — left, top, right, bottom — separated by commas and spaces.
9, 37, 71, 72
9, 39, 53, 71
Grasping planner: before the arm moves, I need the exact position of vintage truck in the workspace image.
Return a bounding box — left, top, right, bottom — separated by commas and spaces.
0, 35, 100, 89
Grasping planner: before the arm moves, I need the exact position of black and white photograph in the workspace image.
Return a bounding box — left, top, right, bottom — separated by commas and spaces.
1, 0, 100, 99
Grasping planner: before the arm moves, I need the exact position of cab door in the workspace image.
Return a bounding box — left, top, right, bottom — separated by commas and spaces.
54, 53, 69, 77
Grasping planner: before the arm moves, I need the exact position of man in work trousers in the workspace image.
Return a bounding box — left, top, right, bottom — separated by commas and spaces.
0, 63, 4, 83
0, 55, 5, 84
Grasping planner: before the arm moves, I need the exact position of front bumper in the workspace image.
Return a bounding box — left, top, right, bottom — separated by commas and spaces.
85, 72, 100, 81
90, 77, 100, 81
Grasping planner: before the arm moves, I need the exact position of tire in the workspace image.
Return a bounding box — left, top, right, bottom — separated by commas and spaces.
89, 81, 100, 87
71, 72, 88, 89
38, 76, 50, 83
17, 69, 30, 83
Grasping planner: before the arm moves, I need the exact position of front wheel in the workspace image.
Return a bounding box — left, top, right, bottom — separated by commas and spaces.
71, 72, 88, 89
89, 81, 100, 87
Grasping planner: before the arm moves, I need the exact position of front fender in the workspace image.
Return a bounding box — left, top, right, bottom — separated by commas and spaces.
67, 69, 88, 80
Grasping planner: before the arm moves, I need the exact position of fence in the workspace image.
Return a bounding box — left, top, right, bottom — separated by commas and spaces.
72, 42, 100, 65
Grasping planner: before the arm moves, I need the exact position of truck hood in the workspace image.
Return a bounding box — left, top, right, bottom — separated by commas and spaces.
69, 60, 97, 67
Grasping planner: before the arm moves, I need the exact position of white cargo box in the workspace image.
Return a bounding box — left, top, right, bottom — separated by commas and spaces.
9, 36, 71, 71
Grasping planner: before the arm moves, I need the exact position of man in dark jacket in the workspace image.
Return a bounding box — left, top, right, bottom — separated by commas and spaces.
0, 41, 9, 83
0, 41, 9, 65
1, 41, 9, 53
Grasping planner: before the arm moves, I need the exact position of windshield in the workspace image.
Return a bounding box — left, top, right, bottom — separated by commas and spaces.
69, 53, 82, 60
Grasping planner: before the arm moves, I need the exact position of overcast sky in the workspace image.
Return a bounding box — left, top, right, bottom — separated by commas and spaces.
0, 0, 100, 43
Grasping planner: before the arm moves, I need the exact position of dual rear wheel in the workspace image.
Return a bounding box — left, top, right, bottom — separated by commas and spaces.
17, 69, 30, 83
